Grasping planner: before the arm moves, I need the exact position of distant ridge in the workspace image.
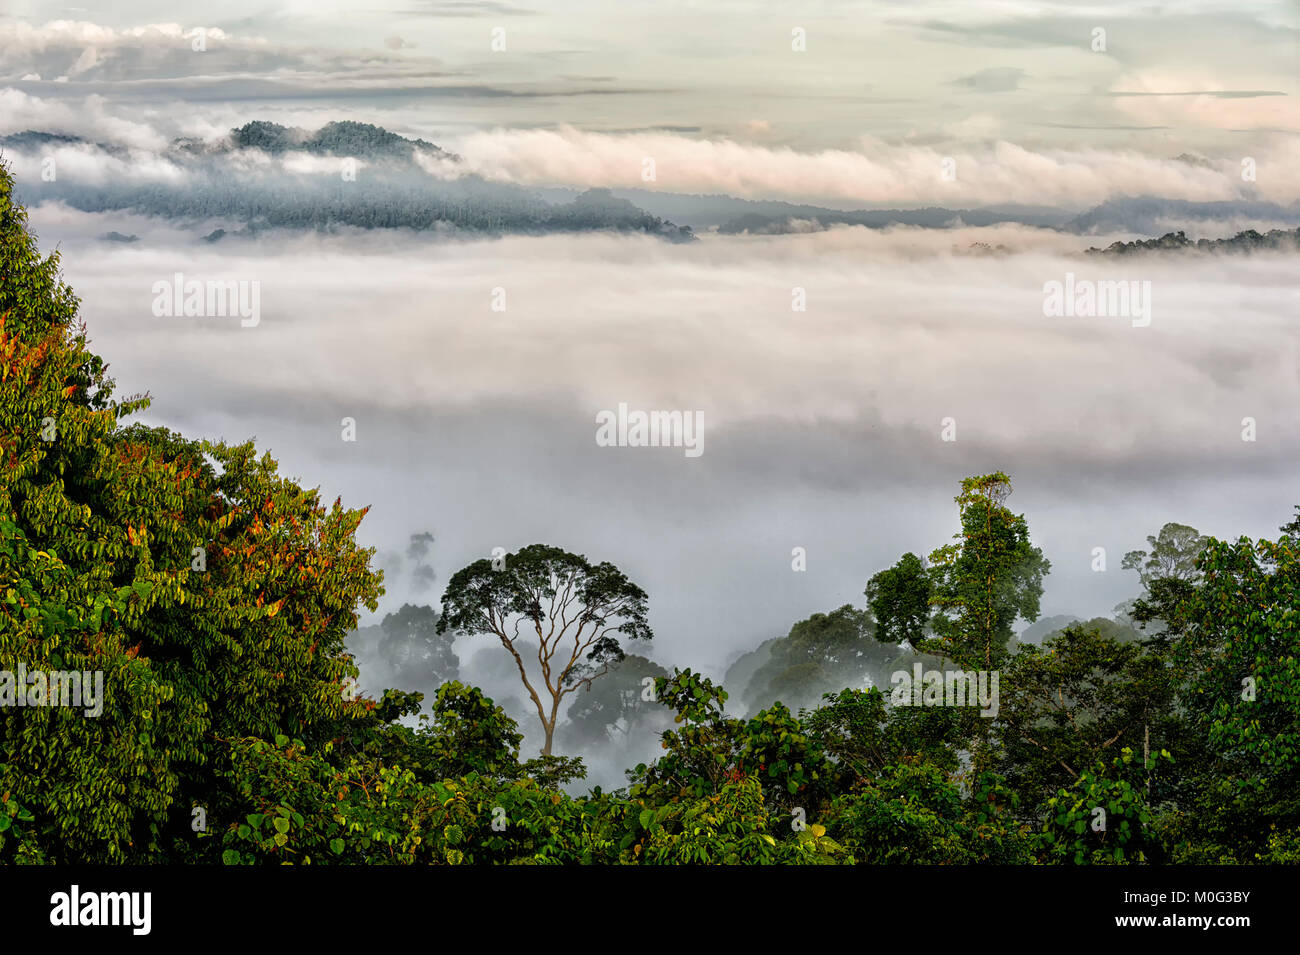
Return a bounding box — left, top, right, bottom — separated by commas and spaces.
1086, 227, 1300, 255
3, 120, 1295, 243
172, 120, 458, 162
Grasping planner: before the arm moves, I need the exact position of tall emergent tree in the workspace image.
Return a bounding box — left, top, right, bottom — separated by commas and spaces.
438, 544, 652, 755
1122, 521, 1210, 641
926, 473, 1050, 669
1122, 522, 1208, 590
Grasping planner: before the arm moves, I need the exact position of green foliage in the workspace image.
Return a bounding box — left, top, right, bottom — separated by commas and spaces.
1145, 529, 1300, 862
825, 763, 1030, 864
1171, 535, 1300, 779
926, 472, 1051, 670
1035, 748, 1169, 864
0, 793, 44, 863
0, 161, 383, 862
3, 162, 1298, 866
804, 686, 969, 785
628, 669, 840, 845
420, 682, 525, 779
438, 543, 652, 755
629, 669, 738, 801
993, 624, 1177, 812
736, 702, 834, 819
636, 776, 806, 864
740, 604, 895, 713
349, 603, 458, 692
1122, 522, 1208, 591
559, 652, 668, 750
866, 552, 932, 646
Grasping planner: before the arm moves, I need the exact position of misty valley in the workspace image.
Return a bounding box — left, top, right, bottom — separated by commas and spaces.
0, 7, 1297, 923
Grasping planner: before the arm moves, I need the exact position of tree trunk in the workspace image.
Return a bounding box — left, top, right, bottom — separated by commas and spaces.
1144, 722, 1150, 798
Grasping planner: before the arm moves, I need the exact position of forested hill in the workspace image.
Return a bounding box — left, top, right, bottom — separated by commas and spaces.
185, 120, 458, 161
1086, 227, 1300, 255
4, 121, 1296, 244
0, 121, 695, 242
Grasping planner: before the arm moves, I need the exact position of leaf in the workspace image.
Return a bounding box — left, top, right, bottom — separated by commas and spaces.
329, 838, 345, 855
273, 816, 290, 834
222, 849, 241, 865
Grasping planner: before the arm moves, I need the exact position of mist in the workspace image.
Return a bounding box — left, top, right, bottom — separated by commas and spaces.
18, 201, 1297, 786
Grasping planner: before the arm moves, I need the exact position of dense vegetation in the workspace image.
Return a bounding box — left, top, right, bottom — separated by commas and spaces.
1087, 227, 1300, 255
1, 163, 1297, 864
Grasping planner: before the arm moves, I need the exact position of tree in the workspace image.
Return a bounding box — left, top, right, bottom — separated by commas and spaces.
350, 603, 458, 693
1123, 522, 1208, 592
630, 669, 836, 829
1120, 522, 1208, 637
0, 162, 384, 861
1113, 515, 1300, 862
823, 762, 1029, 864
992, 624, 1176, 812
560, 653, 669, 749
1034, 748, 1170, 864
804, 686, 967, 784
1169, 532, 1300, 801
741, 604, 892, 712
404, 531, 436, 593
865, 552, 932, 647
378, 604, 457, 685
927, 473, 1050, 669
437, 544, 652, 755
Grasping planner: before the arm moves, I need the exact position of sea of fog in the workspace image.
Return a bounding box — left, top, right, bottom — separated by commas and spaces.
26, 205, 1300, 697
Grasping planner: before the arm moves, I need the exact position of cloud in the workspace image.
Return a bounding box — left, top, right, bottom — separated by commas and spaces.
0, 19, 444, 89
394, 0, 537, 16
951, 67, 1026, 93
1, 143, 189, 187
433, 125, 1300, 207
25, 212, 1298, 667
0, 88, 171, 150
1107, 90, 1286, 98
1099, 70, 1299, 132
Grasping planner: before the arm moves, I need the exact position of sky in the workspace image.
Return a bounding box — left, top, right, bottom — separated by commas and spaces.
1, 2, 1299, 739
0, 1, 1297, 205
